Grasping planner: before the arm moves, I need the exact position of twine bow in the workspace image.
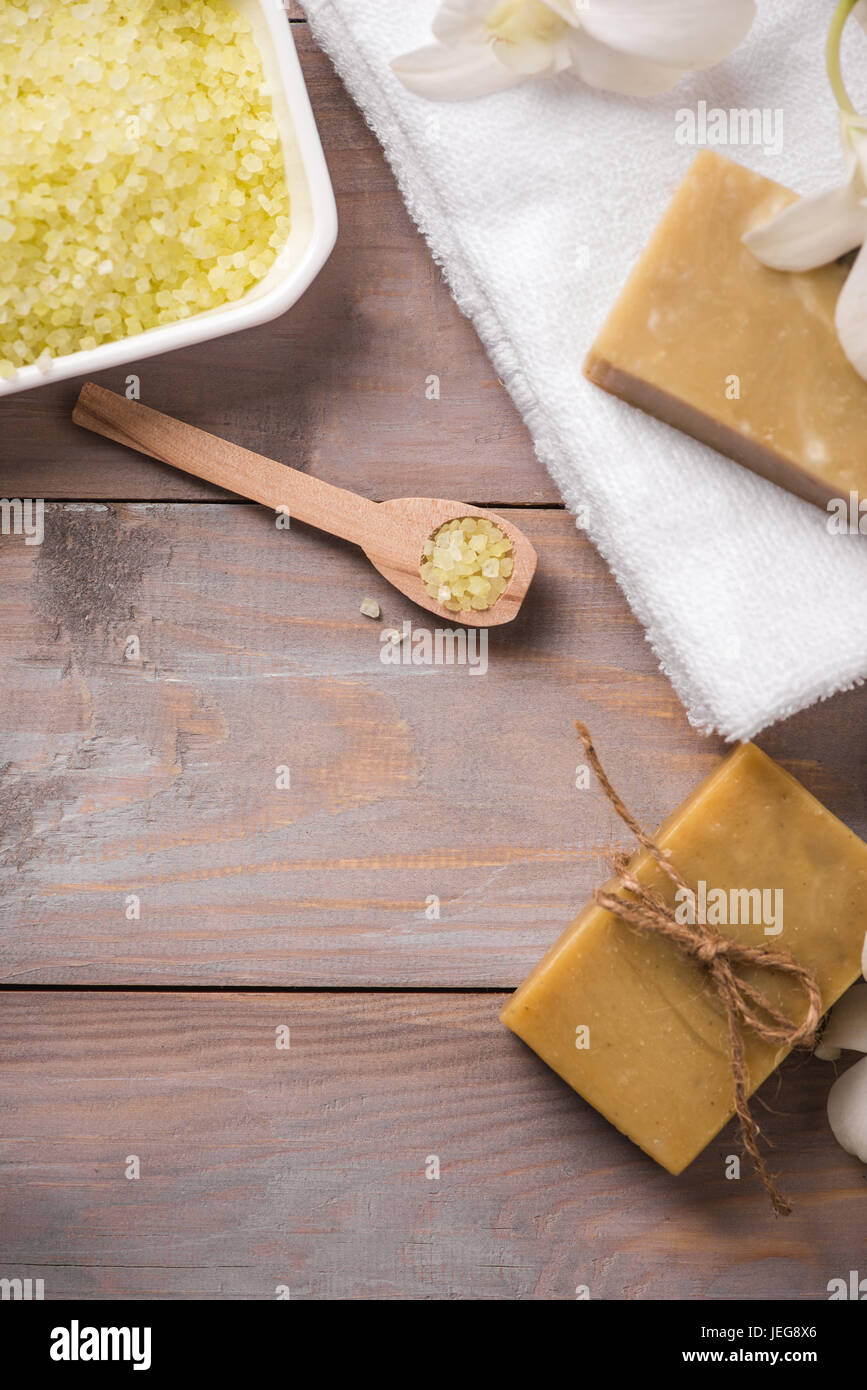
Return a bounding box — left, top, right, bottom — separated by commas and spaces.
576, 722, 823, 1216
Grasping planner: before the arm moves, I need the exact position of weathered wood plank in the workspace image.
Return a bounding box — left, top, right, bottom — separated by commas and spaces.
0, 991, 862, 1301
0, 26, 550, 505
2, 503, 865, 986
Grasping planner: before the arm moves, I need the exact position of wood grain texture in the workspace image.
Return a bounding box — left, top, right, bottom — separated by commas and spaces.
2, 9, 866, 1305
1, 991, 863, 1301
0, 25, 550, 505
2, 503, 866, 988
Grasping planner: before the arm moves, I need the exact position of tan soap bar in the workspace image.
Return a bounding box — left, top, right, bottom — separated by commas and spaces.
584, 150, 867, 509
500, 744, 867, 1174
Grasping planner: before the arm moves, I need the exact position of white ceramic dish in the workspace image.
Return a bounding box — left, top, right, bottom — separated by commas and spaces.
0, 0, 337, 398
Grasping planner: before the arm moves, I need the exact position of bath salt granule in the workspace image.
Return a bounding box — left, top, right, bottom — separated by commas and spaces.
421, 517, 514, 612
0, 0, 292, 376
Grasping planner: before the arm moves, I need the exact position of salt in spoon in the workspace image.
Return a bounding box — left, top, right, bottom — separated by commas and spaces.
73, 382, 537, 627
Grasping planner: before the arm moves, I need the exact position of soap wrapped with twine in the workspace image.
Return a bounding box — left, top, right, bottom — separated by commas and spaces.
575, 722, 822, 1216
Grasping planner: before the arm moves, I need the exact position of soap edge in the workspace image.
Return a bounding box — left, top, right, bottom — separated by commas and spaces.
582, 353, 837, 511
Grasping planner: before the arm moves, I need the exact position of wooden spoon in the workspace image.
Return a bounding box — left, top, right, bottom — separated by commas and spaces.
73, 383, 537, 628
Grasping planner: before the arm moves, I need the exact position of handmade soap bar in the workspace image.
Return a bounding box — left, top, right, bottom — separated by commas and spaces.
584, 150, 867, 510
500, 744, 867, 1174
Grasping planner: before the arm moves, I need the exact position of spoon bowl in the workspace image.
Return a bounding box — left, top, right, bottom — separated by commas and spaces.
365, 497, 535, 628
73, 384, 537, 626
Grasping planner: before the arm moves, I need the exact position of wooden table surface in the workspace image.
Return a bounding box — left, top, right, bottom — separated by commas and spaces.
1, 15, 865, 1301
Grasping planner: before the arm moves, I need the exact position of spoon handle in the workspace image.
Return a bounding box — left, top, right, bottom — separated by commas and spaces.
73, 382, 380, 547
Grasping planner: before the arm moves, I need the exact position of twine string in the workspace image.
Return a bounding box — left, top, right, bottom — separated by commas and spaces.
576, 721, 823, 1216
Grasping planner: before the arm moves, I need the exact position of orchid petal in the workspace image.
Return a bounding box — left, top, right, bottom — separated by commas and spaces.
836, 240, 867, 380
432, 0, 490, 46
580, 0, 756, 68
742, 181, 867, 272
540, 0, 584, 22
495, 34, 558, 74
391, 42, 525, 100
827, 1053, 867, 1163
566, 28, 686, 97
815, 982, 867, 1060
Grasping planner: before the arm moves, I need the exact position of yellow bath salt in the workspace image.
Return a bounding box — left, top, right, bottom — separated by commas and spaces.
0, 0, 291, 376
420, 517, 514, 612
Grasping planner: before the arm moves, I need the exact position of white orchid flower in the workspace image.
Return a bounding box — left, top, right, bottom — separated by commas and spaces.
743, 1, 867, 381
391, 0, 756, 102
743, 115, 867, 380
815, 978, 867, 1164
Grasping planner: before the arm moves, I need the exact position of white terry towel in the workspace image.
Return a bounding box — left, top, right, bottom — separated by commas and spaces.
300, 0, 867, 741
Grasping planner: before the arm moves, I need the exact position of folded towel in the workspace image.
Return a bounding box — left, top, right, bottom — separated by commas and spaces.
301, 0, 867, 740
